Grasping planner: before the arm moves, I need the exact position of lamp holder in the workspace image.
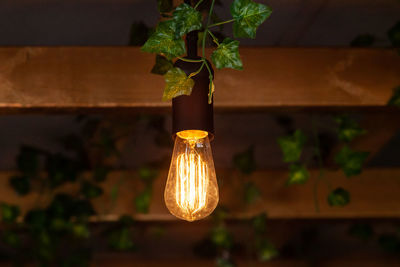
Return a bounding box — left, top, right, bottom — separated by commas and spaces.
172, 30, 214, 140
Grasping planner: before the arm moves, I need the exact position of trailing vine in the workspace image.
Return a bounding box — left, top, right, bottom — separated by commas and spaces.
277, 115, 370, 210
142, 0, 272, 103
0, 115, 168, 266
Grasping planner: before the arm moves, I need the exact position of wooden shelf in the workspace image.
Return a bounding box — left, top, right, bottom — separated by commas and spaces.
0, 47, 399, 112
1, 168, 400, 220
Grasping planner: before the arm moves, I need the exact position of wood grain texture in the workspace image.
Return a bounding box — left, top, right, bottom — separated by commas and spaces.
1, 168, 400, 220
0, 47, 399, 111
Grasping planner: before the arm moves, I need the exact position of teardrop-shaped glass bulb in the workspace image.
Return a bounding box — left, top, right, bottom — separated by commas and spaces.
164, 130, 219, 222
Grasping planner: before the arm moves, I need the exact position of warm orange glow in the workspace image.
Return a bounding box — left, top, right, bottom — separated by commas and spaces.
175, 151, 207, 215
164, 130, 218, 222
176, 130, 208, 140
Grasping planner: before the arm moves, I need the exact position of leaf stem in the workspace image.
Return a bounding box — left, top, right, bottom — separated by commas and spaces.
188, 61, 205, 78
194, 0, 204, 10
204, 60, 213, 79
209, 19, 236, 28
207, 30, 220, 46
177, 56, 203, 63
199, 0, 216, 103
202, 0, 216, 58
204, 60, 214, 103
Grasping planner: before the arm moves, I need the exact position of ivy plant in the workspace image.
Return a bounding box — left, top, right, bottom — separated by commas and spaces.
277, 130, 307, 163
0, 116, 164, 266
251, 213, 278, 261
277, 130, 310, 186
335, 145, 369, 177
142, 0, 272, 103
327, 187, 350, 207
277, 115, 369, 209
335, 115, 366, 142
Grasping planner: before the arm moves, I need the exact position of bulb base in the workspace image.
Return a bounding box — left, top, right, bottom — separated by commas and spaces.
172, 58, 214, 140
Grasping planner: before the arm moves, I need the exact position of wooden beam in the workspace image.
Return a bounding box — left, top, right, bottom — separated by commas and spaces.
0, 47, 399, 112
90, 259, 400, 267
1, 168, 400, 220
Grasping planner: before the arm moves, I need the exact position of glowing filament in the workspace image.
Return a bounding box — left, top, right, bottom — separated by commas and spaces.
176, 151, 208, 216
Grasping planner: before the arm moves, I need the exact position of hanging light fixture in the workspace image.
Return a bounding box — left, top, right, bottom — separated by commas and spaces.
164, 30, 219, 222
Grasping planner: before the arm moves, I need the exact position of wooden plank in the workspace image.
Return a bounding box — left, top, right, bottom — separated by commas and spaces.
90, 259, 400, 267
0, 47, 399, 112
1, 168, 400, 220
5, 218, 400, 266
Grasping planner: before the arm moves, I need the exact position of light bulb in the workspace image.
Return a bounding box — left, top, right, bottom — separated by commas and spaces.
164, 130, 219, 222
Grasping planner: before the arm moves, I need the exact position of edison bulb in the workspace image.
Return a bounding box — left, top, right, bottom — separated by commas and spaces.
164, 130, 219, 222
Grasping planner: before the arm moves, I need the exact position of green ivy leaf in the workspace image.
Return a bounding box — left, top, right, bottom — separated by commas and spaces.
81, 181, 103, 199
71, 223, 90, 239
350, 34, 375, 47
211, 225, 233, 249
277, 130, 307, 163
1, 203, 20, 223
109, 227, 135, 251
256, 238, 278, 261
388, 21, 400, 47
230, 0, 272, 39
335, 146, 369, 177
141, 20, 186, 60
233, 146, 256, 174
135, 188, 152, 214
348, 223, 374, 242
244, 181, 261, 205
287, 164, 309, 185
335, 115, 366, 142
388, 86, 400, 107
151, 55, 174, 75
327, 187, 350, 207
157, 0, 173, 13
211, 38, 243, 70
10, 175, 31, 196
163, 67, 195, 101
172, 3, 203, 38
